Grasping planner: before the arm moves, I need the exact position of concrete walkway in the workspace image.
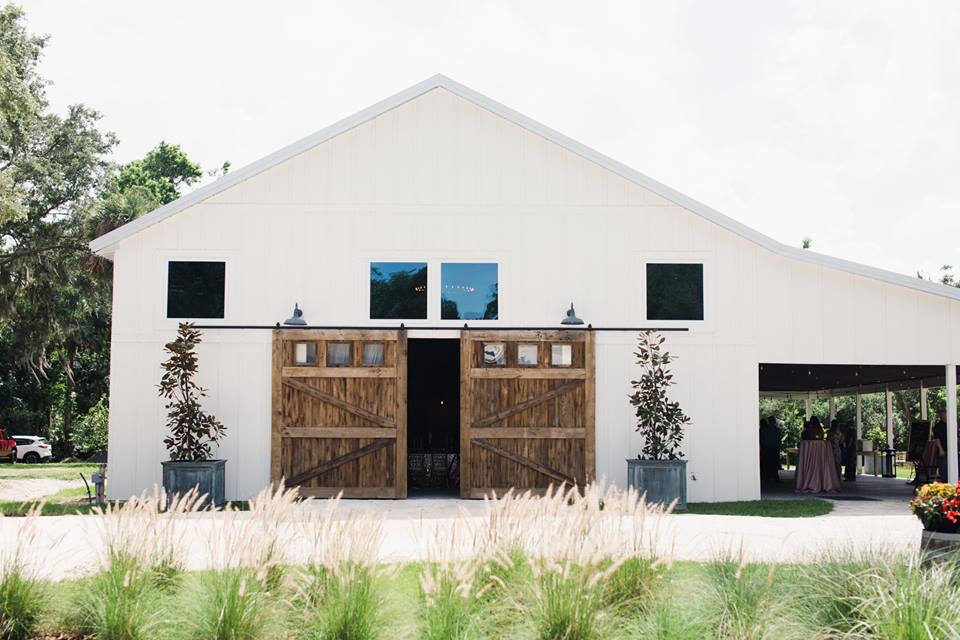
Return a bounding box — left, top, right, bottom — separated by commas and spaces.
0, 496, 922, 581
764, 470, 916, 516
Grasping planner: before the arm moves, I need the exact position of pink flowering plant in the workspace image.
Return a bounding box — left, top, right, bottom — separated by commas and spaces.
911, 482, 960, 533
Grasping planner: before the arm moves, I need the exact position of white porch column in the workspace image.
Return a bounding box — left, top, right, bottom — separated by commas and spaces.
921, 384, 928, 422
885, 388, 894, 449
856, 391, 863, 474
948, 365, 958, 484
805, 395, 812, 420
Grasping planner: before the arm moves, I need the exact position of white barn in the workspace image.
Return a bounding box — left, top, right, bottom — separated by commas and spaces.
91, 75, 960, 503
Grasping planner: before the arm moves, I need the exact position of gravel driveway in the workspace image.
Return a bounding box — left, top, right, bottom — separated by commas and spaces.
0, 478, 84, 501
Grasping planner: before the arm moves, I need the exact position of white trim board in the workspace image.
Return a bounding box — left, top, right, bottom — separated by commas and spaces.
88, 74, 960, 303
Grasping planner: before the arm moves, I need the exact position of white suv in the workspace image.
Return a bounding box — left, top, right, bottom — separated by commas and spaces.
13, 436, 52, 463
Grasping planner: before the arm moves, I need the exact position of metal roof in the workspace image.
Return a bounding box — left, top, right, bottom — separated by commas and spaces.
88, 74, 960, 302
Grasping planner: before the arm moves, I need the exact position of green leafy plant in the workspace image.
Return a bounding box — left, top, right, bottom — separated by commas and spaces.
158, 323, 226, 461
629, 331, 690, 460
72, 395, 109, 456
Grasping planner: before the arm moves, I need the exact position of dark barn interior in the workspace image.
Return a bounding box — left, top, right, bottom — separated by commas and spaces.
407, 339, 460, 493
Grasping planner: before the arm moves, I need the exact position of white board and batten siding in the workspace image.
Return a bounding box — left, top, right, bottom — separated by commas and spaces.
104, 81, 960, 502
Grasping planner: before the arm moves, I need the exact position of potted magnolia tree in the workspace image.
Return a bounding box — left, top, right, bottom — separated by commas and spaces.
627, 331, 691, 509
159, 322, 227, 507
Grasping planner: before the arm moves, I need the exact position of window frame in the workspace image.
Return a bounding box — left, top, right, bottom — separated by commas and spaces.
160, 254, 232, 325
362, 256, 503, 325
636, 253, 711, 330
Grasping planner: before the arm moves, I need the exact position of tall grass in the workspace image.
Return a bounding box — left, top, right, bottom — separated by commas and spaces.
700, 551, 784, 640
294, 495, 387, 640
72, 552, 157, 640
418, 524, 488, 640
182, 484, 299, 640
0, 506, 45, 640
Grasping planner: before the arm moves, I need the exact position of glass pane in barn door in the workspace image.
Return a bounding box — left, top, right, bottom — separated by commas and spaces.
551, 344, 572, 367
326, 342, 352, 366
294, 343, 317, 365
483, 343, 505, 366
517, 344, 539, 366
362, 342, 385, 365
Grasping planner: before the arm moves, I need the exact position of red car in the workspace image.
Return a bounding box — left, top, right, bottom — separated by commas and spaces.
0, 428, 15, 463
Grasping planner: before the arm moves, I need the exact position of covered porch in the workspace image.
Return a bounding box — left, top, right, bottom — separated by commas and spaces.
758, 363, 960, 511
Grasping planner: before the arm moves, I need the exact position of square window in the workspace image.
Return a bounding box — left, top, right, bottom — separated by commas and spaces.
370, 262, 428, 319
483, 343, 505, 366
517, 344, 539, 366
327, 343, 352, 366
294, 343, 317, 365
551, 344, 572, 367
362, 342, 385, 366
646, 263, 704, 321
166, 261, 225, 319
441, 263, 498, 320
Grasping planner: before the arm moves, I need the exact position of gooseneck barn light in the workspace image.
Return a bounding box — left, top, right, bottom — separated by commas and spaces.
283, 303, 307, 326
561, 302, 584, 325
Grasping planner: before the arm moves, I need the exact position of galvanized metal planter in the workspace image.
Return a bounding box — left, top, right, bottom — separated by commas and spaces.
626, 458, 687, 510
921, 529, 960, 563
161, 459, 226, 508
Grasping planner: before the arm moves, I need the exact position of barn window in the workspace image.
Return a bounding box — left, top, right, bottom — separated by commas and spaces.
483, 343, 505, 366
166, 261, 225, 319
645, 263, 704, 321
370, 262, 428, 319
441, 263, 498, 320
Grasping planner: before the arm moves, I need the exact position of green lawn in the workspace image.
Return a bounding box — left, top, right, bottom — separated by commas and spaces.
684, 499, 833, 517
0, 462, 98, 481
0, 485, 97, 516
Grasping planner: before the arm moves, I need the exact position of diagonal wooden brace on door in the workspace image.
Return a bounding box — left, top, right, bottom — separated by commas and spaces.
473, 380, 583, 428
472, 438, 576, 485
282, 379, 395, 428
284, 439, 392, 486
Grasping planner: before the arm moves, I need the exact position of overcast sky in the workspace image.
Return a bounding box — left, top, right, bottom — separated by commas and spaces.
20, 1, 960, 279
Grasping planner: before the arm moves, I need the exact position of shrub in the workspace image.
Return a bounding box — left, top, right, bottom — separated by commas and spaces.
159, 322, 226, 461
629, 331, 690, 460
72, 395, 109, 456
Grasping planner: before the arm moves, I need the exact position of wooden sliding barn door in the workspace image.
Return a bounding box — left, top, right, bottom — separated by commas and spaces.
460, 330, 595, 498
271, 329, 407, 498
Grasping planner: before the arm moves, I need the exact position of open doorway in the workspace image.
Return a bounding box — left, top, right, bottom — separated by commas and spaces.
407, 339, 460, 495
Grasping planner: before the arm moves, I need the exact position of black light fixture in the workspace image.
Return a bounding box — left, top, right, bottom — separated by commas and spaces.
561, 302, 584, 325
283, 303, 307, 326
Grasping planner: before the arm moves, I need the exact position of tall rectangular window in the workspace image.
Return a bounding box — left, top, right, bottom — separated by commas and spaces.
646, 263, 704, 321
441, 262, 498, 320
370, 262, 428, 319
166, 261, 225, 319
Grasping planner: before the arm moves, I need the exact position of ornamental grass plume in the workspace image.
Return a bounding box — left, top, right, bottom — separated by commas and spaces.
182, 484, 300, 640
418, 522, 488, 640
294, 495, 389, 640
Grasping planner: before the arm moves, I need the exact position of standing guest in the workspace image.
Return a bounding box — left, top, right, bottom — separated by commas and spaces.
802, 417, 824, 441
842, 423, 858, 481
828, 419, 843, 477
933, 408, 949, 479
769, 416, 783, 470
759, 417, 782, 484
